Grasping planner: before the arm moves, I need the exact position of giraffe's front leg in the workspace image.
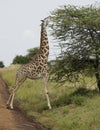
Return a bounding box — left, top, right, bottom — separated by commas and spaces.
45, 87, 52, 109
43, 75, 52, 109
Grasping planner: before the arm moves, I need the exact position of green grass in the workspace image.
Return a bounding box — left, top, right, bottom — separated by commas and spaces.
0, 65, 100, 130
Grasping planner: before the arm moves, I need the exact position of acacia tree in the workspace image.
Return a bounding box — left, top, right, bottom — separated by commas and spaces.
50, 4, 100, 90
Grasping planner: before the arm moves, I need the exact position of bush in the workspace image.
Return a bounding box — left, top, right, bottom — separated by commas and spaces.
52, 88, 98, 108
0, 61, 5, 68
12, 47, 39, 64
12, 55, 29, 64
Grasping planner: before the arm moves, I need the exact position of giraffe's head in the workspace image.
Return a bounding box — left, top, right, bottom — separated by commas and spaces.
41, 16, 51, 27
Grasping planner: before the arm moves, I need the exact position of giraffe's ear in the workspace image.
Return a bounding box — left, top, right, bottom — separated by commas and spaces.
41, 20, 44, 22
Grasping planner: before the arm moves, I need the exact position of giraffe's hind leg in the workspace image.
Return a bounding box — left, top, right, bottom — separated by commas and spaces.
6, 77, 26, 109
6, 88, 15, 107
6, 85, 18, 109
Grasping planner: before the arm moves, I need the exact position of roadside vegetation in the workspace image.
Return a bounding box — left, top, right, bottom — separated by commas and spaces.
0, 65, 100, 130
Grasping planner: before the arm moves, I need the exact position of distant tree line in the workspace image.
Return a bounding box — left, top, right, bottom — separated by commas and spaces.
0, 61, 5, 68
12, 47, 39, 64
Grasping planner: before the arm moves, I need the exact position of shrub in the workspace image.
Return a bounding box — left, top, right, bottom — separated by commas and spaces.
0, 61, 5, 68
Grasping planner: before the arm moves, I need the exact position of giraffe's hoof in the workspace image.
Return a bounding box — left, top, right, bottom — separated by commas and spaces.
6, 104, 9, 108
48, 106, 52, 110
6, 105, 14, 110
6, 105, 11, 109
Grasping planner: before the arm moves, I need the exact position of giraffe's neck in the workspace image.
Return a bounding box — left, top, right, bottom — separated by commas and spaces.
40, 22, 49, 59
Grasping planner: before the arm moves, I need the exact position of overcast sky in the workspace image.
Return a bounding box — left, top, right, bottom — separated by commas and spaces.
0, 0, 98, 66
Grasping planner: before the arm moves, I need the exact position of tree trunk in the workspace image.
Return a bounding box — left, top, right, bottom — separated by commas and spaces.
95, 73, 100, 92
94, 55, 100, 92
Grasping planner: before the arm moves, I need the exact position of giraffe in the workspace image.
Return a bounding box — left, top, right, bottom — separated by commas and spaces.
6, 17, 52, 110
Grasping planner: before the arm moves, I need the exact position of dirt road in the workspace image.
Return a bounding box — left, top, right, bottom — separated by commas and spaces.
0, 76, 47, 130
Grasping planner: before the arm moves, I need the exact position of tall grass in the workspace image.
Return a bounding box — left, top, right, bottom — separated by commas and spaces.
0, 65, 100, 130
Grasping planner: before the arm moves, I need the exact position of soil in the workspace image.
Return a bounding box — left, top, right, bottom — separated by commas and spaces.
0, 76, 47, 130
